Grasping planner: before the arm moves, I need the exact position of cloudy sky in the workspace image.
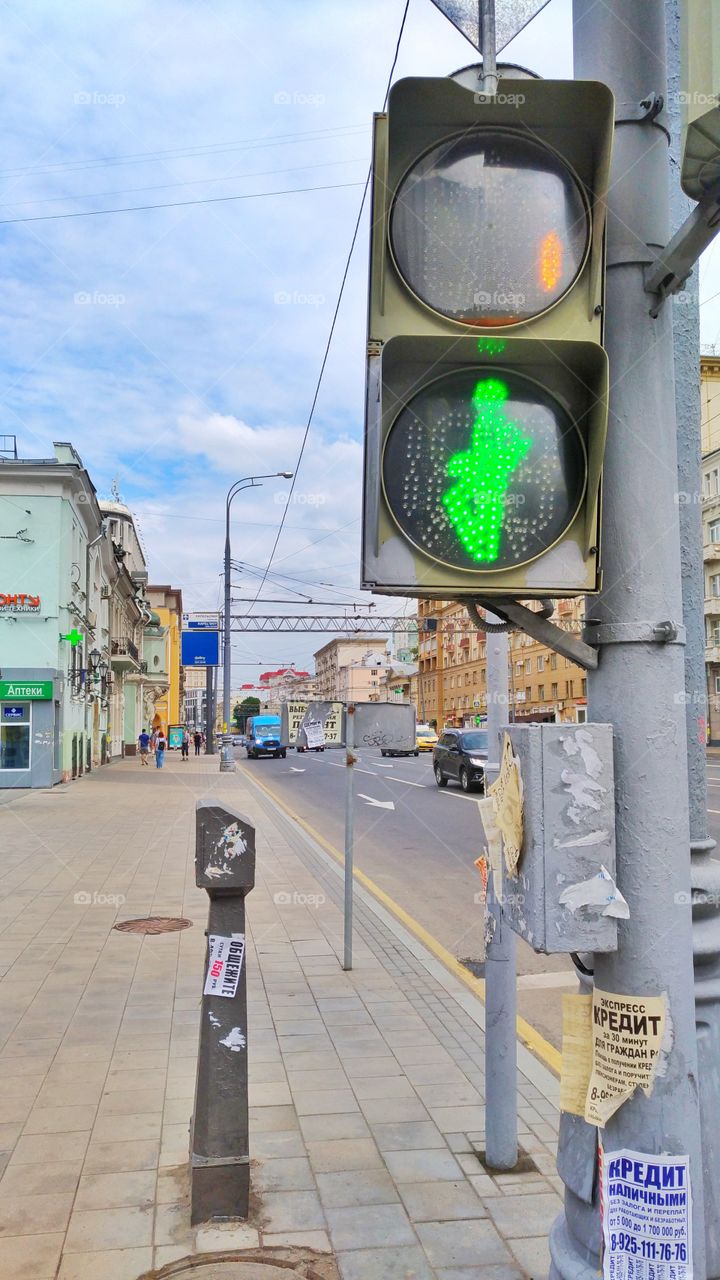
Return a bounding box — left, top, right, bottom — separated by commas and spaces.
1, 0, 716, 682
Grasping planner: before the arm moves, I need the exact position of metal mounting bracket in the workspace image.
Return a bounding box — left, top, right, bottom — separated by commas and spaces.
615, 92, 666, 131
474, 597, 599, 671
582, 620, 685, 646
645, 181, 720, 316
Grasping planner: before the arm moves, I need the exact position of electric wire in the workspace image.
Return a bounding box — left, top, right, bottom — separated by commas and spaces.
243, 0, 412, 616
0, 180, 365, 226
0, 155, 368, 210
0, 121, 368, 181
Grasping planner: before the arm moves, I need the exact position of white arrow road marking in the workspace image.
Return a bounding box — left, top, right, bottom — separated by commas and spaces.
357, 794, 395, 810
374, 761, 394, 768
289, 767, 305, 773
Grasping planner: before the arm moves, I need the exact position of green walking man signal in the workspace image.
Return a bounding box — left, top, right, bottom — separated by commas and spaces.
442, 378, 532, 564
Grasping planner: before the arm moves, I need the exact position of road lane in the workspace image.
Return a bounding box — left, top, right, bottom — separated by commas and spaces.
236, 746, 573, 1049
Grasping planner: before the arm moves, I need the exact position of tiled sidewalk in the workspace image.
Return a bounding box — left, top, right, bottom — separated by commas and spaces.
0, 755, 562, 1279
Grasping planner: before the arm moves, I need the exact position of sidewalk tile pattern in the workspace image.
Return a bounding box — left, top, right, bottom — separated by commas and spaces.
0, 756, 562, 1278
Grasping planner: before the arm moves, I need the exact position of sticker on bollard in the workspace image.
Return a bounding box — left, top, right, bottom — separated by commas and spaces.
203, 934, 246, 998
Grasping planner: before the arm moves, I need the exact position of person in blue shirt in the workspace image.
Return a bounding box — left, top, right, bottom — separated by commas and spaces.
138, 729, 151, 765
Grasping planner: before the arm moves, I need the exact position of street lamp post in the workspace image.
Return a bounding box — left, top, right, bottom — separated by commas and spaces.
219, 472, 293, 773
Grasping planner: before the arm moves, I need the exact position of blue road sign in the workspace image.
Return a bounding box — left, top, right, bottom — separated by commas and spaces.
181, 629, 220, 668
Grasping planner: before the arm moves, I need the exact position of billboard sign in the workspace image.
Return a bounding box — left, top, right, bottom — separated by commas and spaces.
181, 630, 219, 668
281, 700, 345, 748
182, 611, 220, 631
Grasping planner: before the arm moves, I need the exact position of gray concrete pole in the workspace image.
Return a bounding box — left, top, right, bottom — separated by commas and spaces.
550, 3, 706, 1275
666, 4, 720, 1269
483, 619, 518, 1170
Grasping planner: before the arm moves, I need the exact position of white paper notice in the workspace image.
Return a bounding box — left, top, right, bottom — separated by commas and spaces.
204, 934, 245, 998
602, 1148, 692, 1280
305, 720, 326, 749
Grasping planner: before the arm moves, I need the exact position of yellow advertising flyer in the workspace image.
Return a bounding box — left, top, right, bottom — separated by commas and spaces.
560, 993, 593, 1116
585, 988, 667, 1127
488, 732, 524, 876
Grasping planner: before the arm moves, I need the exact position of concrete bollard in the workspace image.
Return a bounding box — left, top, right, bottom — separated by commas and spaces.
190, 799, 255, 1224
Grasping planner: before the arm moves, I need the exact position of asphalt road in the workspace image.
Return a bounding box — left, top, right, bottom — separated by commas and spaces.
235, 744, 573, 1050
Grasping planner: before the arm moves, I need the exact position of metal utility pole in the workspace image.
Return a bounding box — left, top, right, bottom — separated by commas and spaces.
483, 617, 518, 1170
551, 2, 707, 1275
220, 472, 293, 772
205, 666, 215, 755
666, 2, 720, 1268
343, 704, 356, 971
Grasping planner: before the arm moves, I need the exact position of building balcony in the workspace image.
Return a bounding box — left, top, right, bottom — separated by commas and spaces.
705, 598, 720, 617
111, 637, 141, 671
704, 541, 720, 563
706, 645, 720, 666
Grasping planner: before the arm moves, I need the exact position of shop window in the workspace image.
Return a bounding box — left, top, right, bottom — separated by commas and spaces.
0, 702, 30, 770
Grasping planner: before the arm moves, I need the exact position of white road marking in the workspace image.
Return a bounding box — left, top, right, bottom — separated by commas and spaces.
439, 789, 481, 803
388, 778, 427, 788
326, 761, 377, 776
357, 794, 395, 810
289, 767, 305, 773
374, 762, 395, 768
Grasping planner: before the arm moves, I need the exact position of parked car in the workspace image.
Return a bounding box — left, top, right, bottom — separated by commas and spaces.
416, 724, 439, 752
380, 746, 418, 757
432, 728, 488, 792
231, 734, 246, 746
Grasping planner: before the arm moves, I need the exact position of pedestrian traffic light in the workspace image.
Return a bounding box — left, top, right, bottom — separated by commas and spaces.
361, 76, 613, 599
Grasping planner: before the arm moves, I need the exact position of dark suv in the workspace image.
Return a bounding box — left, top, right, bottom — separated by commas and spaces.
433, 728, 488, 793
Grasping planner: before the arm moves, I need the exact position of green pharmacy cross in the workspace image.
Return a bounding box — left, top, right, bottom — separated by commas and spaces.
442, 378, 532, 563
60, 629, 84, 647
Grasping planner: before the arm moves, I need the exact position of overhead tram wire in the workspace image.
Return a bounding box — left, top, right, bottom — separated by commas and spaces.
0, 120, 368, 181
0, 180, 366, 227
0, 155, 368, 211
243, 0, 412, 616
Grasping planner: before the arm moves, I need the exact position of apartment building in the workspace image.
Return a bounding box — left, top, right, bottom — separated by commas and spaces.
416, 597, 587, 729
313, 637, 390, 702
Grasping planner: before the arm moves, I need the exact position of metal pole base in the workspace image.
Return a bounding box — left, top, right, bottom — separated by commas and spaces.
219, 736, 236, 772
190, 1156, 249, 1225
549, 1201, 603, 1280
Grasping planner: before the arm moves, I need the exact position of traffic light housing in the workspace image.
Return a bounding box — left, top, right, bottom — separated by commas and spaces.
361, 76, 613, 599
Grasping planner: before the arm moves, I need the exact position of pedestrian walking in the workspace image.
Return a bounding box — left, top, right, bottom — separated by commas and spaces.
138, 728, 151, 765
181, 729, 190, 761
155, 730, 167, 769
193, 730, 202, 757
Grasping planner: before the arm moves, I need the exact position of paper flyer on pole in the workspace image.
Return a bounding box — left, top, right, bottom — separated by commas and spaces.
585, 988, 667, 1126
602, 1148, 692, 1279
204, 934, 245, 998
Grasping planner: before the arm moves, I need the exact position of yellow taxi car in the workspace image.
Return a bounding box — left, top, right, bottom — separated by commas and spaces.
416, 723, 439, 752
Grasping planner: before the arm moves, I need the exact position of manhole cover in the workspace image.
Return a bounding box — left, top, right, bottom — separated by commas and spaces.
114, 916, 192, 935
145, 1256, 321, 1278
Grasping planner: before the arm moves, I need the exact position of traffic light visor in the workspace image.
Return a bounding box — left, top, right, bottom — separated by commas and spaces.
389, 128, 590, 327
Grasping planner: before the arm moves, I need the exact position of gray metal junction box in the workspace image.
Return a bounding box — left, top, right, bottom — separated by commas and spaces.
500, 723, 619, 954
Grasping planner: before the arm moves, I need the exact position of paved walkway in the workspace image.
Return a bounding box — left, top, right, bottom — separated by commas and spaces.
0, 754, 563, 1279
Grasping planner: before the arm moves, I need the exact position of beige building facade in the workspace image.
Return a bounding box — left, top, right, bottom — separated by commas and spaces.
416, 598, 587, 729
313, 637, 390, 702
